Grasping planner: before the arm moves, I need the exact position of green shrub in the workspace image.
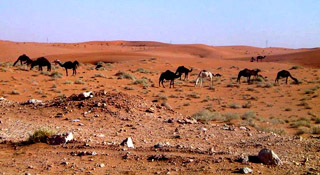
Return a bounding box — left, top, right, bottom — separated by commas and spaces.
229, 102, 240, 109
223, 113, 240, 122
115, 71, 136, 80
312, 126, 320, 134
50, 71, 63, 78
290, 65, 304, 70
241, 111, 256, 120
63, 80, 73, 84
191, 110, 221, 123
124, 86, 134, 90
27, 128, 56, 144
74, 79, 85, 84
94, 73, 106, 78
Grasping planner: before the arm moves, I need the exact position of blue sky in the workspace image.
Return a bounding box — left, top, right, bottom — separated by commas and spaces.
0, 0, 319, 48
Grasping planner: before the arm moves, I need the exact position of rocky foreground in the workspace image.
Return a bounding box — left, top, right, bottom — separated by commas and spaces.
0, 91, 319, 175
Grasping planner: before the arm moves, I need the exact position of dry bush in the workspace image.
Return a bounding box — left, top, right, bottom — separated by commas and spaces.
27, 128, 57, 144
191, 110, 222, 123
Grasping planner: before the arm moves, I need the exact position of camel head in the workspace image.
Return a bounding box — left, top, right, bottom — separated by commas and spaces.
53, 59, 61, 65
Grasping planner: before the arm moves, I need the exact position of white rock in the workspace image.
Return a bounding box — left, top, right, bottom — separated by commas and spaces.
0, 97, 5, 101
26, 99, 42, 104
78, 91, 93, 99
121, 137, 134, 148
48, 132, 73, 145
240, 167, 253, 174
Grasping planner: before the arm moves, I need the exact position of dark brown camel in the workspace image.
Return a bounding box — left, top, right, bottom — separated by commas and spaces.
175, 66, 193, 80
237, 68, 261, 84
30, 57, 51, 72
256, 56, 266, 62
275, 70, 298, 84
13, 54, 32, 66
54, 59, 79, 76
250, 57, 255, 62
159, 70, 181, 88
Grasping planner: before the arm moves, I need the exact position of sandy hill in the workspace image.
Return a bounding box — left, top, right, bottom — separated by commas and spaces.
0, 40, 318, 67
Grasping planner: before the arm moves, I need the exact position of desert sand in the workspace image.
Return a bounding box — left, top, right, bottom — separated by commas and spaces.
0, 40, 319, 174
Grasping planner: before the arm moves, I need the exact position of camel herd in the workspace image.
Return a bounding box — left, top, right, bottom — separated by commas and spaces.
12, 54, 299, 88
13, 54, 78, 76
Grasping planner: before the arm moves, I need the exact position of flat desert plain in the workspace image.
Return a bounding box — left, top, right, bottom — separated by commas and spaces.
0, 40, 319, 174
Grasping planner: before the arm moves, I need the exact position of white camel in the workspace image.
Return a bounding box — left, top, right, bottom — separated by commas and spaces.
195, 70, 213, 87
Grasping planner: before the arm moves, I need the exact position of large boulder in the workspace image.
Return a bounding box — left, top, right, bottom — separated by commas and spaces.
258, 148, 282, 165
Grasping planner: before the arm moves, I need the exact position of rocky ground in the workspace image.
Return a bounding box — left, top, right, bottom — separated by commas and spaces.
0, 90, 319, 175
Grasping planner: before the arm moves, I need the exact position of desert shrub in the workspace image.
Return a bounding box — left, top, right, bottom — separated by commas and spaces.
132, 68, 151, 73
284, 108, 292, 111
156, 93, 168, 101
295, 128, 309, 135
94, 73, 106, 78
223, 113, 240, 122
256, 126, 285, 135
161, 101, 172, 110
50, 71, 63, 79
11, 90, 20, 95
191, 110, 221, 123
229, 102, 240, 109
27, 128, 56, 144
188, 92, 200, 99
124, 86, 134, 90
74, 79, 85, 84
247, 87, 254, 91
133, 79, 149, 87
169, 94, 179, 98
242, 101, 252, 108
183, 102, 190, 106
315, 117, 320, 124
290, 65, 304, 70
63, 80, 73, 84
41, 71, 50, 75
312, 126, 320, 134
241, 111, 256, 120
115, 71, 136, 80
290, 119, 311, 128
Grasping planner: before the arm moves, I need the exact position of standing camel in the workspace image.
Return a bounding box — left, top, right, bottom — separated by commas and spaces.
30, 57, 51, 72
175, 66, 193, 80
256, 56, 266, 62
13, 54, 32, 66
275, 70, 298, 84
237, 68, 261, 84
159, 70, 181, 88
54, 59, 79, 76
195, 70, 213, 87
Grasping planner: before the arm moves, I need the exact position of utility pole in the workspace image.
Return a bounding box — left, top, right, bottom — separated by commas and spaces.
266, 40, 268, 48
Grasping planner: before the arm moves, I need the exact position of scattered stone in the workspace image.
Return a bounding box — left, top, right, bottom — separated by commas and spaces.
239, 167, 253, 174
78, 123, 84, 126
239, 126, 247, 130
55, 113, 64, 118
147, 154, 169, 161
25, 99, 42, 104
154, 142, 170, 148
48, 132, 73, 145
121, 137, 134, 148
78, 91, 94, 100
72, 119, 80, 122
61, 161, 69, 165
258, 148, 282, 165
98, 163, 105, 168
0, 97, 5, 101
236, 154, 249, 164
146, 107, 155, 113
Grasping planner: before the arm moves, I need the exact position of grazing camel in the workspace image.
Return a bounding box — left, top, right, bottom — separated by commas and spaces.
175, 66, 193, 80
195, 70, 213, 87
237, 68, 261, 84
256, 56, 266, 62
275, 70, 299, 84
30, 57, 51, 72
159, 70, 181, 88
13, 54, 32, 66
54, 59, 79, 76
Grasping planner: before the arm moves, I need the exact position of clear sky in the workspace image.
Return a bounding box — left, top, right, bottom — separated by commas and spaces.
0, 0, 319, 48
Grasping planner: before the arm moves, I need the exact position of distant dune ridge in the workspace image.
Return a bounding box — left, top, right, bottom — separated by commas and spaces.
0, 40, 319, 68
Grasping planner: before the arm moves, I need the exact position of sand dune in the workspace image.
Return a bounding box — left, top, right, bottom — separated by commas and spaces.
0, 40, 318, 67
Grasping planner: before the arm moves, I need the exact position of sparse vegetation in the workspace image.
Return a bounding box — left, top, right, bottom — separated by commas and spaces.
191, 110, 222, 123
50, 71, 63, 79
229, 102, 240, 109
27, 128, 57, 144
94, 73, 106, 78
115, 71, 136, 80
290, 65, 304, 70
74, 79, 85, 84
312, 126, 320, 134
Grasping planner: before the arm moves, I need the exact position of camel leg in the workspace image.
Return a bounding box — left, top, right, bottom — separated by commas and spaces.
66, 69, 68, 76
195, 78, 199, 87
286, 77, 288, 84
162, 80, 165, 88
200, 78, 203, 87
